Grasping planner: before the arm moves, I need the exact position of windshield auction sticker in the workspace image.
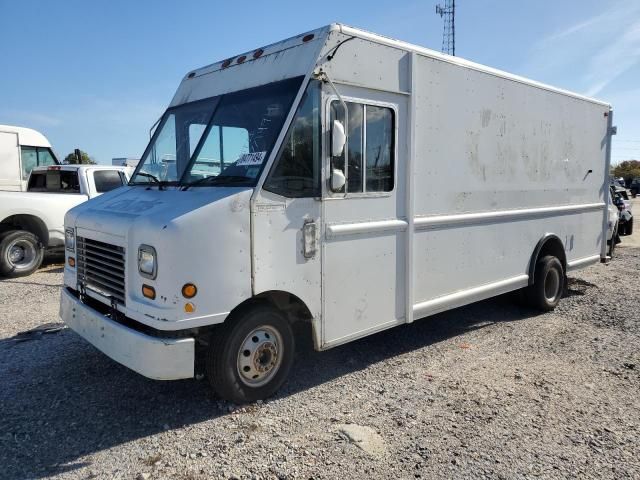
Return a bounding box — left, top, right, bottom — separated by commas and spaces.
236, 151, 266, 166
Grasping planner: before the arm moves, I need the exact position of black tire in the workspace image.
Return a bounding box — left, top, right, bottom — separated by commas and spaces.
627, 218, 633, 236
608, 224, 618, 257
0, 230, 44, 278
206, 304, 295, 403
525, 255, 564, 311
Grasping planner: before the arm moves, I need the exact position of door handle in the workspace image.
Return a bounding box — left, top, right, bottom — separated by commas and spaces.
302, 220, 317, 259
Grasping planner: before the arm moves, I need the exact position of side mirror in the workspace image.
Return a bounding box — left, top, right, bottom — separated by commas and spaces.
331, 168, 346, 192
332, 120, 346, 157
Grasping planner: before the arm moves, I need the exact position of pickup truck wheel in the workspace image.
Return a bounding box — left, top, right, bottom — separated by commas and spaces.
206, 305, 295, 403
525, 255, 564, 311
0, 230, 44, 278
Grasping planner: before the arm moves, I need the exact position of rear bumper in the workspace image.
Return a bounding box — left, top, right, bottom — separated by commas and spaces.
60, 288, 195, 380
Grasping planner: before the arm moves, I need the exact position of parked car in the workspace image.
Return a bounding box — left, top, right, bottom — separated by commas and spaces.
607, 186, 621, 257
0, 125, 59, 192
612, 188, 633, 236
0, 164, 132, 277
630, 177, 640, 198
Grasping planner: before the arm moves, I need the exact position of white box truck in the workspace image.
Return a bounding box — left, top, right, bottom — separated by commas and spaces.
61, 24, 614, 403
0, 125, 59, 191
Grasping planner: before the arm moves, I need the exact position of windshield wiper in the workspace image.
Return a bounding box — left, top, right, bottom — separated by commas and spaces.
181, 175, 251, 191
132, 172, 168, 190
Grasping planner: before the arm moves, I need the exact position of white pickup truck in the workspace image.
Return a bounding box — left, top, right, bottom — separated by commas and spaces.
0, 164, 131, 277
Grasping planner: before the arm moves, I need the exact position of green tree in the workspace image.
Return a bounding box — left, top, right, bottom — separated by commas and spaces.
64, 150, 96, 165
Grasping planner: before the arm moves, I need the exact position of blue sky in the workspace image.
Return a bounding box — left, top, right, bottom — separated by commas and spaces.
1, 0, 639, 165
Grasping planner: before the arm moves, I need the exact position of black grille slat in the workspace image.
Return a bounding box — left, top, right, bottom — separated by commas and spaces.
77, 254, 125, 273
77, 236, 126, 305
81, 267, 125, 288
78, 261, 125, 280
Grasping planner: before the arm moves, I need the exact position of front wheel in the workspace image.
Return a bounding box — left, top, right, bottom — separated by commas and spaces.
206, 304, 295, 403
0, 230, 44, 278
525, 255, 565, 311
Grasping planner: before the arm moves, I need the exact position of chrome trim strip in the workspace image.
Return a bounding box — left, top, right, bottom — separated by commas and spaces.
326, 218, 408, 238
414, 203, 605, 230
413, 274, 529, 319
567, 254, 601, 271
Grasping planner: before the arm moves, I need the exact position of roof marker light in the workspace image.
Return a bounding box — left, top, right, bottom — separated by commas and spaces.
302, 33, 314, 42
253, 48, 264, 59
187, 72, 196, 79
236, 55, 247, 64
221, 58, 233, 69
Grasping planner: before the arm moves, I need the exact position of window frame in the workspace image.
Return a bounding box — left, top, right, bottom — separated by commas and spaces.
20, 146, 60, 181
325, 95, 397, 199
92, 169, 127, 193
27, 169, 82, 194
263, 79, 322, 199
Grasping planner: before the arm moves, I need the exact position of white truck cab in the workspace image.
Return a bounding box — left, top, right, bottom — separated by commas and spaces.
0, 125, 59, 191
61, 24, 614, 403
0, 165, 131, 277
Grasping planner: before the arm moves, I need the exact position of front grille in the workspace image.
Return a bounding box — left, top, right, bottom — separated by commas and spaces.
77, 237, 126, 305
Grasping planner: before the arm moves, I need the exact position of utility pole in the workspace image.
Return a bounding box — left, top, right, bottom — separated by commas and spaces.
435, 0, 455, 56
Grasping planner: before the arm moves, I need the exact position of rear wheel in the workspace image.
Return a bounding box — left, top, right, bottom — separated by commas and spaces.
525, 255, 564, 311
206, 304, 295, 403
0, 230, 44, 278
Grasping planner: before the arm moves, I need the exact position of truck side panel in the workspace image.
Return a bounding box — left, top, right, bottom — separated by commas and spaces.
411, 53, 608, 310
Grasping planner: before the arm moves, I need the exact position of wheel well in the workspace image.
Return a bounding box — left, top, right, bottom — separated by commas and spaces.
0, 215, 48, 245
225, 290, 316, 345
528, 234, 566, 286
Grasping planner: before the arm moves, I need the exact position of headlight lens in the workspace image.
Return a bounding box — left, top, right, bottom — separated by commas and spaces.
65, 228, 75, 252
138, 245, 157, 279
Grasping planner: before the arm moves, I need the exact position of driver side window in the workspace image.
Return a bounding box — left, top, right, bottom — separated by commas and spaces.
264, 81, 321, 198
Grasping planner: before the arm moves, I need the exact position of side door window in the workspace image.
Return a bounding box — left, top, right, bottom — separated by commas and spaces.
93, 170, 126, 193
20, 146, 58, 180
264, 80, 321, 197
20, 147, 38, 180
37, 147, 57, 167
329, 100, 395, 194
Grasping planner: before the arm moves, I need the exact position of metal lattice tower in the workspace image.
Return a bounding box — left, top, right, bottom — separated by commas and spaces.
435, 0, 455, 56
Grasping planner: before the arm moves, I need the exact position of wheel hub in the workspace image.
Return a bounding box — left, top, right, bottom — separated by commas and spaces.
9, 245, 25, 263
237, 326, 283, 387
544, 268, 561, 302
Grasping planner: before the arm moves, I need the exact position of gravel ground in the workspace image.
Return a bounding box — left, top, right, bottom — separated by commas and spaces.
1, 245, 639, 480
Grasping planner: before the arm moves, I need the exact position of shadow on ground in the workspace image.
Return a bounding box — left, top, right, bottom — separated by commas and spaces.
0, 292, 538, 479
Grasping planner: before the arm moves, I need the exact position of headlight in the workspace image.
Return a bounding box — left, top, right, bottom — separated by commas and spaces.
65, 228, 75, 252
138, 245, 157, 279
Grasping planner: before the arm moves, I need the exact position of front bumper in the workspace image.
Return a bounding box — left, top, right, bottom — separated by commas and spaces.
60, 288, 195, 380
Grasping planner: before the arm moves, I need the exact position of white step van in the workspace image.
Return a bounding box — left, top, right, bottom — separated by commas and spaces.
0, 125, 59, 191
61, 24, 614, 402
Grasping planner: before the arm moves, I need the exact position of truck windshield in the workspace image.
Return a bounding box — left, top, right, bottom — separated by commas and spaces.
130, 76, 303, 187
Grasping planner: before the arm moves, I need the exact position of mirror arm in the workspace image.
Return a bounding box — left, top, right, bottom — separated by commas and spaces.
315, 68, 349, 188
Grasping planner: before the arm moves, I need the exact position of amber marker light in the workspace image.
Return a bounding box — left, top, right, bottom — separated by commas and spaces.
142, 285, 156, 300
184, 303, 195, 313
182, 283, 197, 299
68, 257, 75, 267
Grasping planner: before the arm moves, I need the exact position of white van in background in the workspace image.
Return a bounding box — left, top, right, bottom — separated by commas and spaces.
0, 125, 59, 191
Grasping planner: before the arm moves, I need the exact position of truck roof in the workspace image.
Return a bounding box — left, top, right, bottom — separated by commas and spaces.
0, 124, 52, 148
31, 164, 131, 173
178, 23, 610, 108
